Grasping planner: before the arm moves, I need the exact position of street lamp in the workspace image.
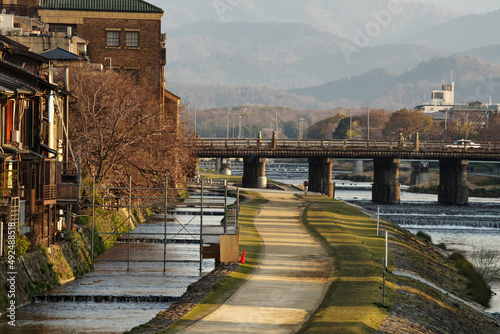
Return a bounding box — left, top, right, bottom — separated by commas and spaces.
194, 105, 197, 134
226, 107, 229, 139
275, 107, 278, 132
299, 117, 304, 139
349, 110, 352, 140
367, 108, 370, 140
444, 110, 448, 140
238, 115, 242, 139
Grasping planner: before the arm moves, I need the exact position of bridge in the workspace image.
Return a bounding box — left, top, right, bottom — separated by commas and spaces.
193, 137, 500, 205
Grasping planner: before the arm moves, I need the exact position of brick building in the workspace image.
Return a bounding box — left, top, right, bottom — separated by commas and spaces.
8, 0, 177, 126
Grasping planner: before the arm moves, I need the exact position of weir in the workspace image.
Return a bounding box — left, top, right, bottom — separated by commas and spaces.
34, 294, 180, 303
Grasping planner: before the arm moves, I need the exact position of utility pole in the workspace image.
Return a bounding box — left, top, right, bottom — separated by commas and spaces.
194, 105, 197, 134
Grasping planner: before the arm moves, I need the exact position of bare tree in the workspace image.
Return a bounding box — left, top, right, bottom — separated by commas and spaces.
470, 246, 500, 285
68, 65, 196, 188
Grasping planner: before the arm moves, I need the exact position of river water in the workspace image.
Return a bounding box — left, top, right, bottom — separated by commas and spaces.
0, 192, 232, 334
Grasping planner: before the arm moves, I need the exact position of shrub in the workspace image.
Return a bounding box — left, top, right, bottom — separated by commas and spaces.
449, 252, 492, 306
416, 231, 432, 243
470, 247, 500, 285
437, 242, 447, 251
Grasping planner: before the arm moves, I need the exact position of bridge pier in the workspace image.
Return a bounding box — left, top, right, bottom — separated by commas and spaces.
353, 160, 364, 175
220, 158, 232, 175
215, 158, 221, 174
372, 158, 400, 204
438, 159, 469, 205
308, 158, 334, 197
410, 161, 429, 185
242, 157, 267, 188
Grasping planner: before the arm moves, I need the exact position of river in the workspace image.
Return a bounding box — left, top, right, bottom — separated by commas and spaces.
0, 192, 233, 334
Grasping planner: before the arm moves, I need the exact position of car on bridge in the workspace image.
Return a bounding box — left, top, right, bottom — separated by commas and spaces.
445, 139, 481, 149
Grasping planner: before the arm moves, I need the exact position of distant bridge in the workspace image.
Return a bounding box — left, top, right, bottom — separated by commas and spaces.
193, 138, 500, 205
194, 138, 500, 160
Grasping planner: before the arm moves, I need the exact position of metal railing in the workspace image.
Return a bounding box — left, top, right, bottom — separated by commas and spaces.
195, 138, 500, 152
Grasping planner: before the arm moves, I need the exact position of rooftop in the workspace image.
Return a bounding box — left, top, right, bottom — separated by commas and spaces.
38, 0, 163, 13
41, 47, 83, 61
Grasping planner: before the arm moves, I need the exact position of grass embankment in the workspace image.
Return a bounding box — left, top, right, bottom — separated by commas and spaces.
160, 193, 267, 333
297, 196, 392, 334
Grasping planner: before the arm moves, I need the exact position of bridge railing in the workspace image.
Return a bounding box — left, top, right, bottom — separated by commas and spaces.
194, 138, 500, 152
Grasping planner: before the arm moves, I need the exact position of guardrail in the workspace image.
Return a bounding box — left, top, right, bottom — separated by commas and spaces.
194, 138, 500, 152
186, 177, 228, 186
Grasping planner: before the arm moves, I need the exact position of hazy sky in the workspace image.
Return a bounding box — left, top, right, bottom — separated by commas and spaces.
149, 0, 500, 15
401, 0, 499, 14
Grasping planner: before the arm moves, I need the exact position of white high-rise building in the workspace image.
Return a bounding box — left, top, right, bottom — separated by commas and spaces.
416, 82, 455, 113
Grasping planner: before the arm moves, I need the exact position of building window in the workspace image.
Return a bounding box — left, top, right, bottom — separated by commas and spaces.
126, 31, 139, 48
106, 31, 120, 47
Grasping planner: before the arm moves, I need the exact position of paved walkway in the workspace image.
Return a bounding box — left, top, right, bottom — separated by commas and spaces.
181, 192, 332, 333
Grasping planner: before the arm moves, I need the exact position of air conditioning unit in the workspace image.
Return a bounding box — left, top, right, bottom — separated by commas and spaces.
11, 130, 20, 143
11, 130, 22, 148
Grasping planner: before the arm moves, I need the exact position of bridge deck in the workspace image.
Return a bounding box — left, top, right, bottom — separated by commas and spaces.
194, 139, 500, 161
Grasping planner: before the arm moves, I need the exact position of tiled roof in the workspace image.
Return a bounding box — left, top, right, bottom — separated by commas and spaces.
0, 72, 38, 95
38, 0, 163, 13
41, 47, 83, 61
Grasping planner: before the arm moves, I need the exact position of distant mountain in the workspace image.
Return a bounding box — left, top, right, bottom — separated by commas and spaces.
169, 56, 500, 110
165, 20, 448, 89
402, 10, 500, 51
290, 56, 500, 109
166, 81, 329, 110
460, 45, 500, 65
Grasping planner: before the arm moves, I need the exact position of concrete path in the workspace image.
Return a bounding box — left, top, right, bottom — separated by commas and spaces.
181, 192, 332, 334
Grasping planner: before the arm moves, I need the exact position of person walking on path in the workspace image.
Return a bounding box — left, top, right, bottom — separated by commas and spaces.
303, 180, 309, 195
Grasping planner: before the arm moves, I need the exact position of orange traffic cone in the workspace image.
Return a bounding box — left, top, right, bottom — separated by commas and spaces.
239, 250, 246, 264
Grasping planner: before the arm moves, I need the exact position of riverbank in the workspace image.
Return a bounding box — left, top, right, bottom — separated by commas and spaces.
131, 188, 500, 333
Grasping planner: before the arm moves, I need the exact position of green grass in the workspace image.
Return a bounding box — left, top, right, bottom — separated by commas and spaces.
297, 196, 393, 334
161, 194, 268, 333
